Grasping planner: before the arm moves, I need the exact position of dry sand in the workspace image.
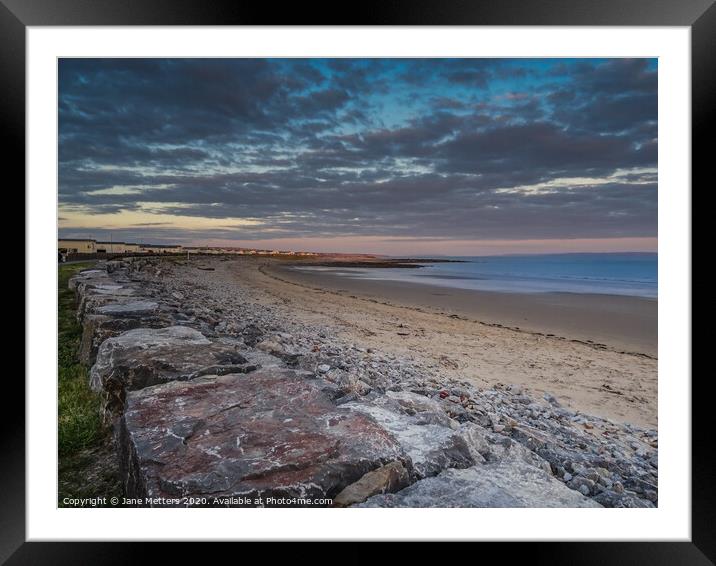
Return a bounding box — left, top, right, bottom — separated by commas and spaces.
230, 259, 657, 428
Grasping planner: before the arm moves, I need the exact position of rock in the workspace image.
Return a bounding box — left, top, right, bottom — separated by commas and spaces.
92, 285, 136, 296
79, 313, 174, 365
240, 324, 264, 347
568, 476, 595, 495
90, 326, 253, 422
68, 269, 109, 291
460, 423, 552, 471
644, 489, 658, 502
76, 286, 143, 318
511, 424, 557, 452
359, 461, 601, 508
543, 392, 561, 407
335, 393, 359, 406
343, 402, 477, 479
256, 339, 284, 356
583, 469, 601, 483
116, 369, 410, 506
387, 390, 443, 413
384, 391, 452, 427
241, 348, 288, 369
332, 461, 410, 507
592, 490, 655, 508
95, 300, 159, 317
317, 364, 331, 374
105, 260, 124, 273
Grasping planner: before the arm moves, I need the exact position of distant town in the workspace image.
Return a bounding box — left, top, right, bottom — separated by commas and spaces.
58, 238, 318, 257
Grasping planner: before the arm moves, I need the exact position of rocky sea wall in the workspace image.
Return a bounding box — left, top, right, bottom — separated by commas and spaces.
68, 257, 658, 508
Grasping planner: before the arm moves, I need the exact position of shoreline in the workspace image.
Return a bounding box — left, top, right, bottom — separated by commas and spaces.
275, 262, 657, 358
230, 258, 657, 428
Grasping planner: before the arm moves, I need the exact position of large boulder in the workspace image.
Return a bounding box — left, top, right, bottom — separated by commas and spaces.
68, 268, 108, 292
90, 326, 255, 422
115, 369, 410, 506
70, 269, 159, 322
74, 276, 137, 303
359, 460, 602, 508
343, 399, 478, 479
95, 300, 160, 316
79, 295, 159, 321
79, 313, 175, 366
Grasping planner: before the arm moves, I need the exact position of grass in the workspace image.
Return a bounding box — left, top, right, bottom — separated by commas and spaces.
58, 262, 103, 455
58, 262, 121, 505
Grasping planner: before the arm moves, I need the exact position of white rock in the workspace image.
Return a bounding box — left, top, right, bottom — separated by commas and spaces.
359, 462, 602, 508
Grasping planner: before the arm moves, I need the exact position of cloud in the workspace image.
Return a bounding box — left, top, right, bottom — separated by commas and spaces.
58, 58, 657, 247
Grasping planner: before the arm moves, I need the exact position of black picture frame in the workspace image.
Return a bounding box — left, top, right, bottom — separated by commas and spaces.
6, 0, 706, 561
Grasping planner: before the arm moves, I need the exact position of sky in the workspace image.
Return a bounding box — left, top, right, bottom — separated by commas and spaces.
58, 58, 657, 255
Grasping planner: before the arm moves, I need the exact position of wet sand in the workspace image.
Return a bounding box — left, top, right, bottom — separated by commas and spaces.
279, 265, 657, 357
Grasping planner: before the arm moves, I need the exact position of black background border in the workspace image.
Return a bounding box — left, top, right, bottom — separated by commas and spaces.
5, 0, 707, 561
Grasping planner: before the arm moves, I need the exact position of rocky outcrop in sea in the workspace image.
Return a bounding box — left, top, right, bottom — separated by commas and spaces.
69, 257, 658, 508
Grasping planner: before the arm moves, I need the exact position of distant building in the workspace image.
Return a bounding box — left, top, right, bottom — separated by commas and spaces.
58, 238, 316, 257
58, 238, 189, 255
58, 238, 96, 254
96, 241, 127, 254
139, 244, 183, 254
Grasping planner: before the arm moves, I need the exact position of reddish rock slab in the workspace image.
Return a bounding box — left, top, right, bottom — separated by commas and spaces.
116, 369, 410, 506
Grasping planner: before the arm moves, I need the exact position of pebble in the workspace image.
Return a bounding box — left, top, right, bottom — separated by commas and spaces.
543, 392, 561, 407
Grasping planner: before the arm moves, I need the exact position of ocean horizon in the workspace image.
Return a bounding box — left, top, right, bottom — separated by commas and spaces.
295, 252, 658, 298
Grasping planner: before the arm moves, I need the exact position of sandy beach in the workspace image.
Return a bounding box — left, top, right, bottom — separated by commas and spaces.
228, 258, 657, 428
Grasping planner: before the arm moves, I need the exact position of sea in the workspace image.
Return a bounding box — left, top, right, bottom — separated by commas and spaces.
294, 253, 657, 299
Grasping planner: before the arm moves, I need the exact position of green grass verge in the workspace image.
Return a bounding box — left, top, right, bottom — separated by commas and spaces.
58, 263, 121, 505
58, 262, 103, 456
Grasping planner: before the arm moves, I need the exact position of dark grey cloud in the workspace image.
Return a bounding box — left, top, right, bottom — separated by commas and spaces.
58, 58, 657, 244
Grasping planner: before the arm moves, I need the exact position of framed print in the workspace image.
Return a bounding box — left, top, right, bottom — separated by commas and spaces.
8, 0, 708, 561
